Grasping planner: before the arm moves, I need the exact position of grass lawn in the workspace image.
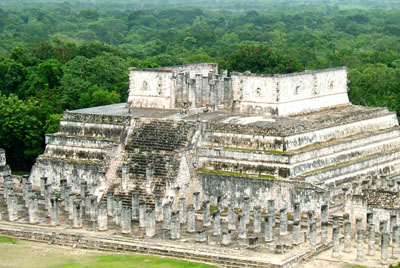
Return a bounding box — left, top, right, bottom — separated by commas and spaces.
0, 236, 218, 268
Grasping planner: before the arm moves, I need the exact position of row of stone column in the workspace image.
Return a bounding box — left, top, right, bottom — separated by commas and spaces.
332, 212, 400, 264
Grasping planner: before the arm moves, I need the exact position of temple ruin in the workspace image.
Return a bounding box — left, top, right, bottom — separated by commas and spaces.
2, 63, 400, 267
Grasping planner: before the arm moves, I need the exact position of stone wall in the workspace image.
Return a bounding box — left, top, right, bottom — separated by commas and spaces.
231, 67, 349, 116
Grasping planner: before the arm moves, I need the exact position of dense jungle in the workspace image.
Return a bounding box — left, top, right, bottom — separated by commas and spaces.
1, 0, 400, 170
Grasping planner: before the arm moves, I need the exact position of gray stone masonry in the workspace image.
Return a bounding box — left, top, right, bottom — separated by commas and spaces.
280, 208, 288, 236
382, 232, 389, 264
333, 215, 339, 227
217, 195, 223, 212
154, 195, 162, 222
253, 205, 261, 233
196, 229, 207, 243
107, 193, 113, 216
187, 204, 195, 233
193, 192, 200, 211
73, 199, 82, 228
310, 221, 316, 250
98, 201, 108, 231
146, 208, 155, 237
357, 230, 364, 261
80, 182, 87, 200
7, 193, 17, 222
294, 202, 301, 221
179, 198, 186, 224
121, 164, 128, 190
332, 226, 340, 258
170, 210, 180, 240
60, 179, 67, 200
162, 202, 171, 229
368, 223, 375, 256
228, 204, 236, 230
90, 196, 97, 222
307, 210, 315, 237
121, 205, 131, 234
40, 177, 47, 196
268, 200, 275, 227
68, 194, 76, 221
44, 184, 51, 214
28, 193, 38, 224
203, 200, 210, 227
321, 221, 329, 245
243, 197, 250, 224
131, 193, 139, 220
321, 204, 328, 222
265, 215, 274, 242
64, 186, 72, 211
50, 195, 60, 226
367, 212, 374, 225
238, 213, 246, 239
221, 230, 231, 246
139, 201, 146, 228
114, 197, 122, 226
212, 210, 221, 236
356, 217, 362, 241
24, 182, 32, 208
344, 219, 351, 252
293, 220, 300, 245
393, 225, 399, 259
391, 214, 397, 245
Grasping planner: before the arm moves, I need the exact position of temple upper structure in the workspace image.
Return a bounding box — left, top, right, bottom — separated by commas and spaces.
127, 63, 349, 116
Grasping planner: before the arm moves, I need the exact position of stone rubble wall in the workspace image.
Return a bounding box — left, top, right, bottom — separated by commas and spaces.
231, 67, 349, 116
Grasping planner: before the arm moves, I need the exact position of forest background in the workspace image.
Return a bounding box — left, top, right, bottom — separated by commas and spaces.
1, 0, 400, 171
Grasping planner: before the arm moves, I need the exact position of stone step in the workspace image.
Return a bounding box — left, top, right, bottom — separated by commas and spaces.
43, 145, 110, 162
45, 134, 119, 149
299, 148, 400, 185
58, 120, 123, 139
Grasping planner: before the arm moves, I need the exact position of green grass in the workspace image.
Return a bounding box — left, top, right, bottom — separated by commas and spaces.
0, 236, 18, 244
346, 265, 369, 268
54, 254, 218, 268
11, 170, 30, 176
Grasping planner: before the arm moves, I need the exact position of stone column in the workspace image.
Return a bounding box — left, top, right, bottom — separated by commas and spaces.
139, 201, 146, 228
60, 179, 67, 199
64, 186, 72, 211
381, 232, 389, 264
280, 208, 288, 236
320, 204, 329, 244
253, 205, 261, 233
114, 196, 122, 226
121, 164, 128, 191
332, 226, 340, 258
73, 199, 82, 228
202, 200, 210, 227
344, 219, 352, 252
98, 201, 108, 231
243, 197, 250, 224
107, 192, 113, 216
196, 229, 207, 243
7, 194, 18, 222
131, 193, 139, 220
44, 184, 51, 213
121, 205, 131, 234
40, 176, 47, 196
368, 223, 375, 256
187, 204, 195, 233
357, 230, 364, 261
146, 208, 155, 237
170, 211, 180, 240
154, 195, 163, 222
217, 195, 223, 212
293, 202, 301, 221
221, 230, 231, 246
310, 221, 317, 250
393, 225, 399, 259
28, 193, 38, 224
24, 182, 32, 208
193, 192, 200, 210
293, 220, 300, 245
162, 202, 171, 229
50, 195, 60, 226
265, 215, 274, 242
179, 198, 186, 224
307, 210, 315, 237
391, 214, 397, 244
212, 210, 221, 236
80, 182, 87, 199
268, 200, 275, 226
238, 213, 246, 239
228, 204, 236, 230
333, 215, 339, 227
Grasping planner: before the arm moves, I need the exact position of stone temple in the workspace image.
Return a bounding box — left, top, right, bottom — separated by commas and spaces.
2, 63, 400, 267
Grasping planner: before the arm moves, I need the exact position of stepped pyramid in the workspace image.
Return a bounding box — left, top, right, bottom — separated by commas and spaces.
28, 63, 400, 210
